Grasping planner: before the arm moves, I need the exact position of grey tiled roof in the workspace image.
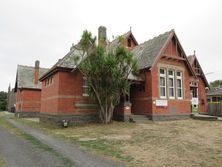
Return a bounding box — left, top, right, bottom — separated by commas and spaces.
207, 87, 222, 96
52, 44, 83, 69
39, 44, 83, 81
106, 31, 131, 51
187, 55, 209, 87
41, 29, 173, 79
16, 65, 48, 89
187, 55, 195, 65
132, 30, 173, 69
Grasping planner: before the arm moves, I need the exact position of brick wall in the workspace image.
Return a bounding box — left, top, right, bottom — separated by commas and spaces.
16, 89, 41, 112
40, 70, 98, 116
131, 70, 153, 115
131, 37, 192, 117
198, 77, 207, 113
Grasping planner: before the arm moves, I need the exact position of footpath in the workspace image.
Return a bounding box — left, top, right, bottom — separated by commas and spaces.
8, 119, 124, 167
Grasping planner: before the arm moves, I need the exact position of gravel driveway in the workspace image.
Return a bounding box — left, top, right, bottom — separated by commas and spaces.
7, 119, 125, 167
0, 125, 66, 167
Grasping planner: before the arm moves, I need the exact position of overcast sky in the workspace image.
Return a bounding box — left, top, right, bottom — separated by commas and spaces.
1, 0, 222, 91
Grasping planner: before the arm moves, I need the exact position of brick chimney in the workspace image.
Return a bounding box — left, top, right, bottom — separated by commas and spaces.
98, 26, 107, 46
34, 60, 40, 85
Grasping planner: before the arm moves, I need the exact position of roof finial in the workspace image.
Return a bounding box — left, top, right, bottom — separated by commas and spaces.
130, 26, 132, 32
8, 83, 11, 91
194, 50, 196, 56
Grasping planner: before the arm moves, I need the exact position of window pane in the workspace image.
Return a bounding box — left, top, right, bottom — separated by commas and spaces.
178, 89, 182, 97
177, 71, 181, 76
83, 77, 89, 96
169, 78, 174, 87
160, 69, 165, 74
169, 88, 174, 97
160, 77, 165, 86
169, 70, 173, 76
177, 79, 181, 87
83, 87, 89, 95
160, 87, 166, 97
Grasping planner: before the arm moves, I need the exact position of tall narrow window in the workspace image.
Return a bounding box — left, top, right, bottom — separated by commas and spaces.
168, 70, 175, 99
82, 76, 89, 96
127, 38, 131, 47
176, 71, 183, 99
160, 68, 166, 98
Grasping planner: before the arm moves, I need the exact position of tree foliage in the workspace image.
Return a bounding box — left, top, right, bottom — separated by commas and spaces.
74, 30, 138, 124
210, 80, 222, 88
0, 91, 7, 111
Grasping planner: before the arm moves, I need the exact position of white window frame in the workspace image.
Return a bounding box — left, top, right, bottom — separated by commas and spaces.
82, 76, 89, 96
168, 70, 175, 99
176, 71, 183, 99
159, 68, 166, 99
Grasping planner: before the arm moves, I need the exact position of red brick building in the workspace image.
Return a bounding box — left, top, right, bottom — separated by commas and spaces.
14, 61, 48, 117
129, 30, 209, 121
188, 54, 209, 113
38, 26, 208, 125
39, 27, 140, 126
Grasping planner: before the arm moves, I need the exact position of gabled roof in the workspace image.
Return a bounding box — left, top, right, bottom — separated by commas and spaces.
39, 44, 83, 81
187, 55, 209, 87
132, 30, 195, 77
40, 31, 138, 81
107, 31, 138, 51
40, 28, 197, 81
132, 30, 173, 69
207, 87, 222, 96
15, 65, 48, 90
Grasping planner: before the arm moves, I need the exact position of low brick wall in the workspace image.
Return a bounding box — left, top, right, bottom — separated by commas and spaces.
15, 111, 39, 118
39, 113, 100, 127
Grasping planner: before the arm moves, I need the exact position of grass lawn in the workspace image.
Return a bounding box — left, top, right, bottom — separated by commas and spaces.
5, 112, 222, 167
0, 157, 7, 167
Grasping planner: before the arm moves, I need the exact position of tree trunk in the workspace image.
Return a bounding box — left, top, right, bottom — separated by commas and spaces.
99, 102, 114, 124
90, 83, 115, 124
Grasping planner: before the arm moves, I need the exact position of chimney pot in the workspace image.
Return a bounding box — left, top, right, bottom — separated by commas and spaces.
34, 60, 40, 85
35, 60, 40, 68
98, 26, 107, 45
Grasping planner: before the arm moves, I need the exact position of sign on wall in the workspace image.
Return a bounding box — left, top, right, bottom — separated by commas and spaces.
156, 100, 168, 107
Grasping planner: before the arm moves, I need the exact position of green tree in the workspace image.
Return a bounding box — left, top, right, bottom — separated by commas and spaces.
210, 80, 222, 88
0, 91, 7, 111
74, 30, 138, 124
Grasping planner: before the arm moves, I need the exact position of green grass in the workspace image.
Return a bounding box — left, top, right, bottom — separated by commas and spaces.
0, 157, 7, 167
75, 139, 133, 162
7, 115, 222, 167
13, 118, 134, 163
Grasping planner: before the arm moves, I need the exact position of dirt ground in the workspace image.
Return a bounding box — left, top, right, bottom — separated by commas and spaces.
13, 116, 222, 167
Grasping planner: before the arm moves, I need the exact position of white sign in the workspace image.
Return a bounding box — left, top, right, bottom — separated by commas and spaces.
191, 98, 198, 105
156, 100, 168, 107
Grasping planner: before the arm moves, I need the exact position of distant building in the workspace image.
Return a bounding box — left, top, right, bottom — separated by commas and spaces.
187, 54, 209, 113
207, 87, 222, 102
14, 61, 48, 117
7, 84, 16, 112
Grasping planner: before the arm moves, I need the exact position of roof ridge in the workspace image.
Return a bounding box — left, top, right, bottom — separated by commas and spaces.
18, 65, 34, 68
142, 29, 174, 45
18, 64, 49, 70
132, 29, 174, 52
